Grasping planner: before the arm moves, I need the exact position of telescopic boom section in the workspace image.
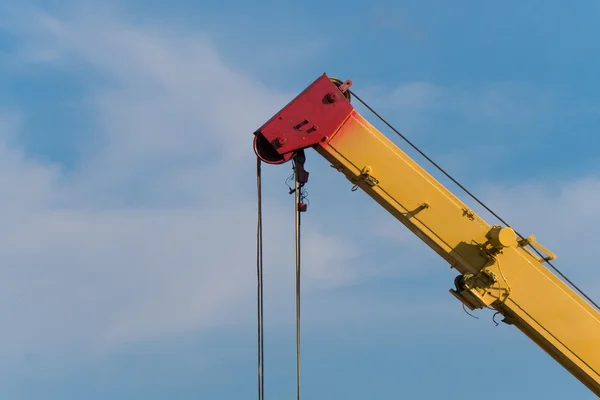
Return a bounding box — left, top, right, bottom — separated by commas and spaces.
253, 73, 600, 396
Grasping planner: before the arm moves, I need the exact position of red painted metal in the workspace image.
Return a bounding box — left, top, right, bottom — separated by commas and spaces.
253, 73, 354, 164
337, 79, 353, 94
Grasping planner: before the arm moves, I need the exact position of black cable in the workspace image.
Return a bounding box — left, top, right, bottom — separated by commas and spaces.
256, 157, 265, 400
349, 89, 600, 313
349, 89, 515, 227
293, 156, 302, 400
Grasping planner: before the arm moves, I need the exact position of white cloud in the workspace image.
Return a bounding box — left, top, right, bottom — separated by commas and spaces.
0, 113, 62, 209
369, 79, 555, 120
357, 78, 557, 142
1, 5, 598, 378
478, 175, 600, 288
0, 6, 366, 363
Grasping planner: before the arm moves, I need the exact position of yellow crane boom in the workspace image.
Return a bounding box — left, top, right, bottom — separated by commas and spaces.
252, 73, 600, 396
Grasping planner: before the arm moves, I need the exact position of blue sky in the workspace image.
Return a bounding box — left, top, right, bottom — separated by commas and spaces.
0, 0, 599, 399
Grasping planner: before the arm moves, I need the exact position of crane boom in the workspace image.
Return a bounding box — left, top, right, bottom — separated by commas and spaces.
253, 73, 600, 396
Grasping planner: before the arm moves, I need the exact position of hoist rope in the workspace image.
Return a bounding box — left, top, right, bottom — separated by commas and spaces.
293, 156, 302, 400
256, 157, 265, 400
348, 89, 600, 313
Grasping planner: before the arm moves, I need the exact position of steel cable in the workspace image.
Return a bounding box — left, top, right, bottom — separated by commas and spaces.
348, 89, 600, 313
256, 157, 265, 400
293, 156, 302, 400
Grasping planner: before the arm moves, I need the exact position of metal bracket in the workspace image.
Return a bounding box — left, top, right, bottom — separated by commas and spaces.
518, 234, 557, 262
461, 207, 475, 221
351, 166, 379, 191
449, 270, 500, 310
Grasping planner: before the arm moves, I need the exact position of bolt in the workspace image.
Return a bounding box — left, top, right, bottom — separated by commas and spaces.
275, 137, 287, 147
326, 92, 339, 103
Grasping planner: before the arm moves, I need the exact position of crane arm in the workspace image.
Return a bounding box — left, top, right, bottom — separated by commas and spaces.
253, 73, 600, 396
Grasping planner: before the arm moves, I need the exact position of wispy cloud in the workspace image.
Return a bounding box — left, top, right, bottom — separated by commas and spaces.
479, 175, 600, 286
0, 5, 367, 363
361, 79, 557, 128
1, 2, 598, 380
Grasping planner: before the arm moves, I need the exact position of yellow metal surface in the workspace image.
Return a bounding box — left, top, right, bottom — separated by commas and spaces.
314, 110, 600, 396
487, 226, 517, 248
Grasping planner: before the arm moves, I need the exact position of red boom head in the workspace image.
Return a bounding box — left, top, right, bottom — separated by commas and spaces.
253, 74, 354, 164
